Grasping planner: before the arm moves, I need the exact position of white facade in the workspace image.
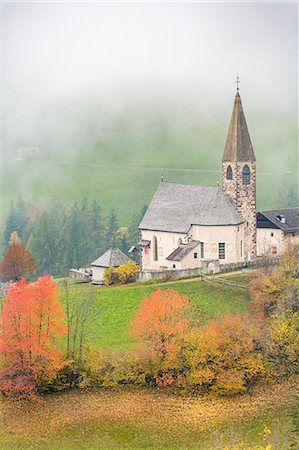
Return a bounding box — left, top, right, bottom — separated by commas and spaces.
91, 266, 106, 284
257, 228, 299, 257
140, 222, 245, 272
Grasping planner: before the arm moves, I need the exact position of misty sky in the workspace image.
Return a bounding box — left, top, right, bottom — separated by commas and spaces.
1, 1, 298, 189
3, 2, 297, 108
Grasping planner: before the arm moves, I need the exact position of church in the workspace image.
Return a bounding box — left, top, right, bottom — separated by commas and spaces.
138, 87, 298, 274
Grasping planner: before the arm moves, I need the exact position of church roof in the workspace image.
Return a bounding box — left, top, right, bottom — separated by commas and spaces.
223, 92, 256, 162
257, 208, 299, 233
166, 240, 199, 261
91, 248, 130, 268
139, 182, 244, 233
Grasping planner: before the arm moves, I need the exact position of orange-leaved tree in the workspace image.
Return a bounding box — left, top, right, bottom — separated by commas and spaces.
0, 275, 67, 400
132, 288, 195, 377
0, 234, 37, 282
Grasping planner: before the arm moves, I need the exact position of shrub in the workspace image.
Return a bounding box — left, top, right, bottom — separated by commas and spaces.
117, 261, 140, 283
103, 266, 120, 286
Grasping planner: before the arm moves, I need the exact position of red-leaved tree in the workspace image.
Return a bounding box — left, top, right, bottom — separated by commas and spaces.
132, 288, 194, 370
0, 239, 37, 282
0, 275, 67, 400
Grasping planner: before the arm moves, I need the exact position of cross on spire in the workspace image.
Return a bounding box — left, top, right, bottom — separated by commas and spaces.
235, 74, 240, 91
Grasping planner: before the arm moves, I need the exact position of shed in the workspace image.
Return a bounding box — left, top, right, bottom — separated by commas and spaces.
90, 248, 131, 284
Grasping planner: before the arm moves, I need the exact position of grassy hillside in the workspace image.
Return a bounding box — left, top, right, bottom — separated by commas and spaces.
60, 278, 250, 352
1, 102, 297, 224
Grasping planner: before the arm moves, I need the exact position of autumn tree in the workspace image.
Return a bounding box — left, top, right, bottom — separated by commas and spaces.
181, 314, 264, 395
132, 289, 195, 377
249, 246, 299, 320
0, 233, 37, 282
249, 245, 299, 377
0, 276, 66, 400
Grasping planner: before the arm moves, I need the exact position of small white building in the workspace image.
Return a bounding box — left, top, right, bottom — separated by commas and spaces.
257, 209, 299, 257
90, 248, 131, 284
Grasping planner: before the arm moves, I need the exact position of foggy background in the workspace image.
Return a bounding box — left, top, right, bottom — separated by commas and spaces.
1, 1, 298, 223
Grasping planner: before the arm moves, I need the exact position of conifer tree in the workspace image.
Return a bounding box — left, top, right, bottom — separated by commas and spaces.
2, 198, 29, 250
105, 210, 119, 249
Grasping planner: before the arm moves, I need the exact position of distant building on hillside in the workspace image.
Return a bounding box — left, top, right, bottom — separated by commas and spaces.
91, 248, 132, 284
16, 146, 40, 161
257, 208, 299, 256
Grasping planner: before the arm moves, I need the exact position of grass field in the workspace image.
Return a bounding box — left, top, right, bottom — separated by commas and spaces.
60, 278, 250, 351
1, 377, 298, 449
220, 272, 254, 286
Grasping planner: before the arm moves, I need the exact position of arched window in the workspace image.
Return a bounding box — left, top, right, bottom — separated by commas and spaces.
242, 165, 250, 185
177, 238, 182, 246
152, 236, 158, 261
226, 165, 233, 180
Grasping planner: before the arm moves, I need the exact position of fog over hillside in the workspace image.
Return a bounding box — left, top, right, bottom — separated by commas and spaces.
1, 2, 298, 222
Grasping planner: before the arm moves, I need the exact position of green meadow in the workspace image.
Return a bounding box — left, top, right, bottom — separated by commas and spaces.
60, 278, 250, 351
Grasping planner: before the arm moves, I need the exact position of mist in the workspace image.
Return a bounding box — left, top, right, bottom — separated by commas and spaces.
1, 2, 298, 222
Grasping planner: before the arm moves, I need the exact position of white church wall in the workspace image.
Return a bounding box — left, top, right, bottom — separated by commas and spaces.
189, 224, 245, 263
140, 223, 245, 271
140, 229, 187, 271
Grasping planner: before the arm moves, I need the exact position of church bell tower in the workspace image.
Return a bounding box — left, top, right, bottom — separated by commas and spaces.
222, 81, 256, 259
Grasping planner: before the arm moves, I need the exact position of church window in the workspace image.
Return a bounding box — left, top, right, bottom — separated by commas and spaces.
242, 165, 250, 185
240, 240, 243, 257
200, 242, 204, 258
172, 264, 176, 269
270, 232, 274, 237
218, 242, 226, 260
178, 238, 182, 246
226, 165, 233, 180
194, 252, 198, 259
153, 236, 158, 261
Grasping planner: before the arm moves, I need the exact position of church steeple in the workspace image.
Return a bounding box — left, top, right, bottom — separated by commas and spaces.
222, 86, 257, 260
223, 92, 255, 162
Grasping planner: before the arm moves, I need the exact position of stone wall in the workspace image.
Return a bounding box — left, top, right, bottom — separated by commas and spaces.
138, 267, 202, 281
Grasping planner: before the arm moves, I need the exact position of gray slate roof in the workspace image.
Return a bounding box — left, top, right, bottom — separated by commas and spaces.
139, 182, 244, 233
222, 92, 256, 162
257, 208, 299, 233
91, 248, 131, 268
166, 240, 199, 261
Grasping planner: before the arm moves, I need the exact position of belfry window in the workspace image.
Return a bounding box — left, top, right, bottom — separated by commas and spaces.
153, 236, 158, 261
226, 165, 233, 180
242, 165, 250, 185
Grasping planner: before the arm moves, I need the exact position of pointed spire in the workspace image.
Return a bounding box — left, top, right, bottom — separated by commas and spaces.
222, 92, 256, 162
